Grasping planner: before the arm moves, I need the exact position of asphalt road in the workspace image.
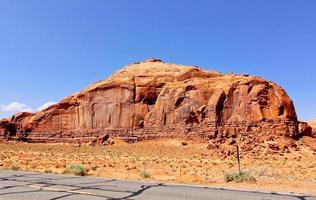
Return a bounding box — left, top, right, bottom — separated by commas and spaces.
0, 170, 314, 200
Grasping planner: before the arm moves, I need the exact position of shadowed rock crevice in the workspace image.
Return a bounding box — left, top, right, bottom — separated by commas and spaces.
215, 91, 226, 124
5, 123, 17, 137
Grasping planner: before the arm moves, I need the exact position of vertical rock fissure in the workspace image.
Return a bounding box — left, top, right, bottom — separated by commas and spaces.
215, 92, 227, 125
132, 77, 136, 104
77, 107, 80, 128
162, 107, 167, 125
91, 103, 95, 129
132, 77, 136, 135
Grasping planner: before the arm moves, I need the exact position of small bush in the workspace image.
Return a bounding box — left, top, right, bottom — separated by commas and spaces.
91, 165, 98, 171
44, 169, 52, 173
224, 170, 256, 183
10, 164, 20, 171
64, 164, 88, 176
140, 171, 152, 179
181, 141, 188, 146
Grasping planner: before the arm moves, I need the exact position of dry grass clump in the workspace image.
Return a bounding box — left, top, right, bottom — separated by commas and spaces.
44, 169, 52, 173
224, 170, 256, 183
10, 163, 20, 171
63, 164, 88, 176
140, 171, 152, 179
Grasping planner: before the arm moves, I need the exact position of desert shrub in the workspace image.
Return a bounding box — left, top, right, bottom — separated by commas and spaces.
108, 163, 115, 168
127, 166, 137, 171
91, 165, 98, 171
140, 171, 152, 179
10, 164, 20, 171
44, 169, 52, 173
224, 170, 256, 183
64, 164, 88, 176
181, 141, 188, 146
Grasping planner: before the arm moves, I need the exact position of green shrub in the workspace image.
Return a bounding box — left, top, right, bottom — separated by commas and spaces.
224, 170, 256, 183
44, 169, 52, 173
10, 164, 20, 171
140, 171, 152, 179
64, 164, 88, 176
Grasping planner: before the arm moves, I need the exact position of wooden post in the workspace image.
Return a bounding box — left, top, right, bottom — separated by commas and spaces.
236, 145, 241, 175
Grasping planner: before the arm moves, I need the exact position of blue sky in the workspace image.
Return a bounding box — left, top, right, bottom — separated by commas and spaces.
0, 0, 315, 121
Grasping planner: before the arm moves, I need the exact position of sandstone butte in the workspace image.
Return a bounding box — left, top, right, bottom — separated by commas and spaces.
0, 59, 314, 151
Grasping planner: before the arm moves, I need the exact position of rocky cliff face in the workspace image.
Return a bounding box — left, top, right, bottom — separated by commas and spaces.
0, 59, 303, 144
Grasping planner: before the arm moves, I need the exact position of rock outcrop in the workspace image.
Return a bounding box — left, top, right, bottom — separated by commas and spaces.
308, 119, 316, 137
0, 59, 303, 146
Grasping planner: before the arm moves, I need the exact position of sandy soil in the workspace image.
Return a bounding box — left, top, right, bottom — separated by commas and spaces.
0, 139, 315, 195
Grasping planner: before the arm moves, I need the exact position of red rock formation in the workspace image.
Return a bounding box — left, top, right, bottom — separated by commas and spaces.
0, 59, 303, 144
308, 119, 316, 138
0, 119, 10, 139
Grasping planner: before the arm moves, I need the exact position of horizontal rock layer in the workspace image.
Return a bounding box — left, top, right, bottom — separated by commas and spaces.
0, 59, 303, 143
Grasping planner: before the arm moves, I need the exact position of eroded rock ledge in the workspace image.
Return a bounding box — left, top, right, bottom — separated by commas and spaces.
0, 59, 311, 149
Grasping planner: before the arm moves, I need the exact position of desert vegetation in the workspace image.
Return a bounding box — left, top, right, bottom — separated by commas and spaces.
62, 164, 88, 176
224, 170, 256, 183
10, 163, 20, 171
0, 139, 315, 194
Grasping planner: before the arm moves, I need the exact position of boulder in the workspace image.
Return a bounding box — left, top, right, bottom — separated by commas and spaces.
298, 122, 313, 137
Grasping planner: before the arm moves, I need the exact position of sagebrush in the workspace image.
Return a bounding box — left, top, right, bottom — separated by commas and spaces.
63, 164, 88, 176
224, 170, 256, 183
140, 171, 152, 179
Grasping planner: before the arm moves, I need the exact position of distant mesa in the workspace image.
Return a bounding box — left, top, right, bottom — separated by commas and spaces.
309, 119, 316, 127
0, 59, 313, 152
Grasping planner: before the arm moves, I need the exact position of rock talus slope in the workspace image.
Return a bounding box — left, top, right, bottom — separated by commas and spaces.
0, 59, 307, 145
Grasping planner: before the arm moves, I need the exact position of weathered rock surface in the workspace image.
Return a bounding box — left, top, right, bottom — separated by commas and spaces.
0, 59, 305, 147
301, 136, 316, 151
298, 122, 313, 137
308, 119, 316, 137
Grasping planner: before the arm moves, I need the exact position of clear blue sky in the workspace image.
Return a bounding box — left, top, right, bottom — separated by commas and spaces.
0, 0, 315, 121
